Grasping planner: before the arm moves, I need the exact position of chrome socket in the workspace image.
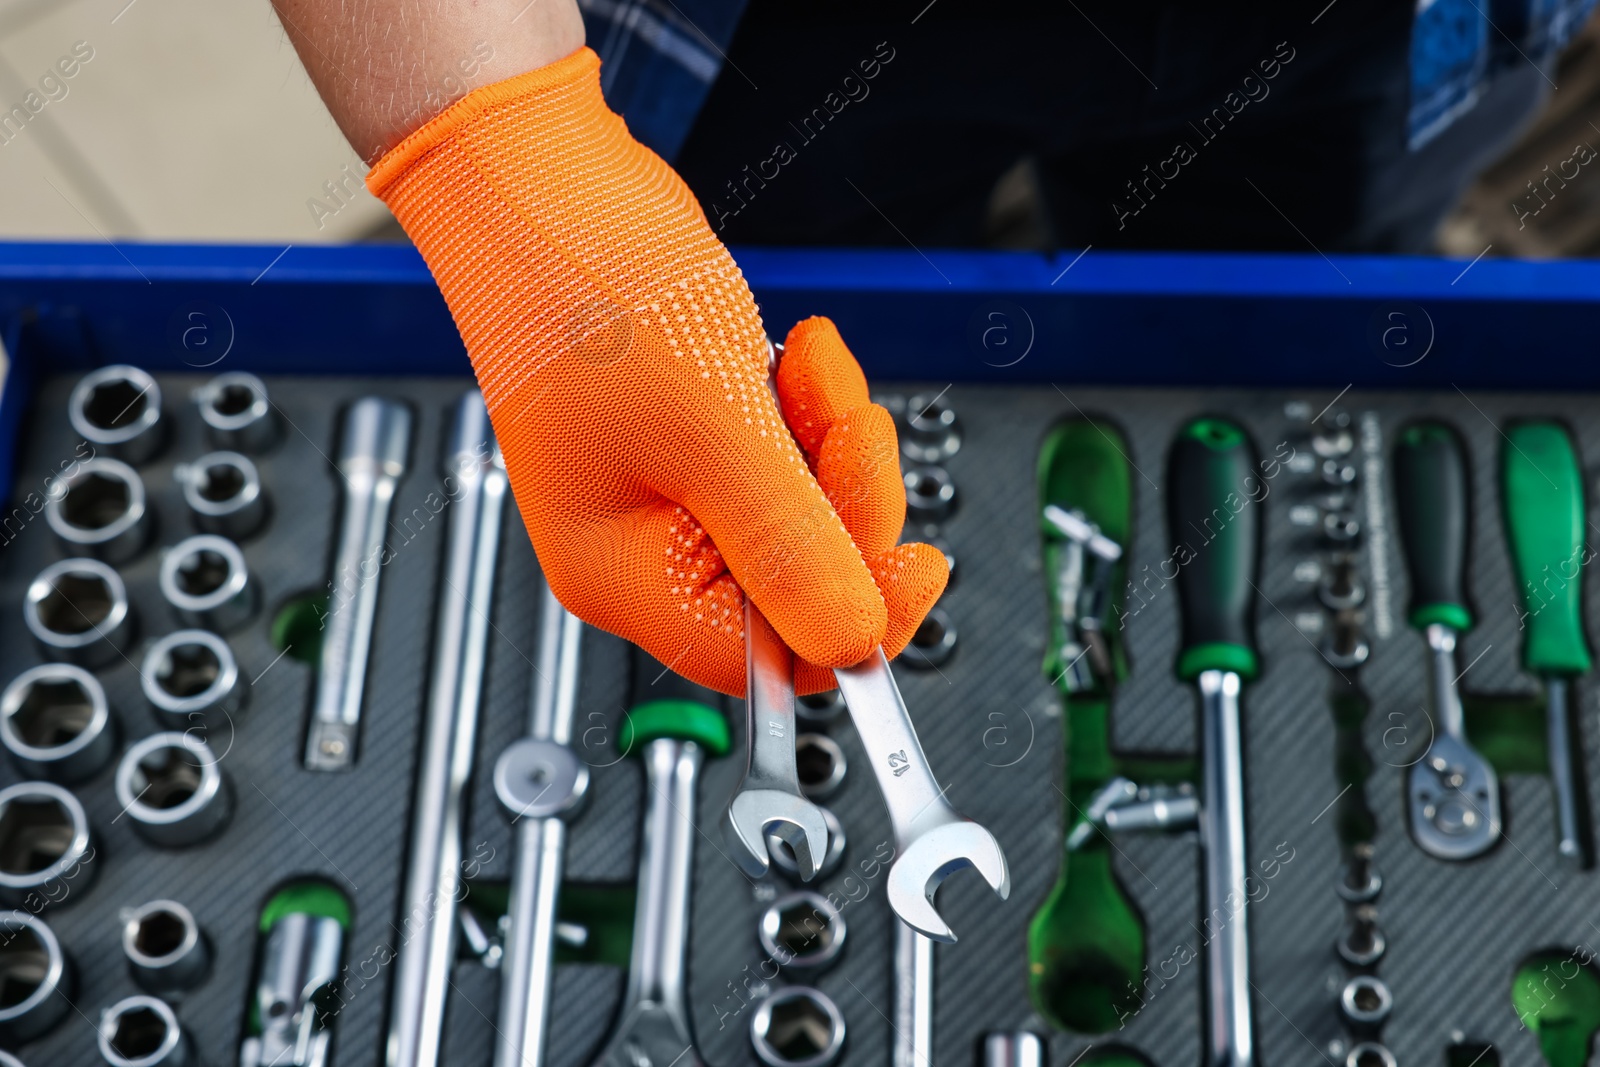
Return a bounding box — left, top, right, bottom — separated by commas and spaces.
768, 805, 845, 881
98, 995, 194, 1067
1337, 905, 1386, 968
795, 733, 846, 800
159, 535, 256, 632
141, 631, 245, 727
983, 1032, 1047, 1067
122, 900, 209, 994
194, 372, 280, 453
899, 605, 957, 670
0, 663, 116, 783
175, 451, 268, 539
750, 986, 846, 1067
0, 782, 95, 907
0, 912, 71, 1042
1336, 845, 1382, 903
24, 558, 135, 668
903, 465, 957, 524
114, 733, 231, 847
1340, 975, 1392, 1037
759, 891, 847, 974
44, 457, 151, 563
69, 365, 165, 466
902, 394, 961, 464
1345, 1043, 1396, 1067
795, 688, 847, 728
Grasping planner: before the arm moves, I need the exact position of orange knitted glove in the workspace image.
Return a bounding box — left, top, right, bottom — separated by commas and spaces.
368, 47, 947, 696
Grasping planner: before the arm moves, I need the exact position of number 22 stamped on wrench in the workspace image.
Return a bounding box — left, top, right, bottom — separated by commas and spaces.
834, 649, 1010, 943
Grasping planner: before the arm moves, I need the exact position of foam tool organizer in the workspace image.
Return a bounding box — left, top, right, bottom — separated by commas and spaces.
1, 243, 1599, 1067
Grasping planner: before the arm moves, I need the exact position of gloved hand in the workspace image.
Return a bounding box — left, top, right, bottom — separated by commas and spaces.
368, 46, 947, 696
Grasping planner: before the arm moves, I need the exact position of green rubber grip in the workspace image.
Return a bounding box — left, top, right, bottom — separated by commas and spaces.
620, 647, 730, 757
1167, 418, 1261, 681
1503, 420, 1593, 676
1394, 422, 1473, 633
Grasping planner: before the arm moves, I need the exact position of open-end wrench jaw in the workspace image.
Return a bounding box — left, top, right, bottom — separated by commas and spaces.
726, 790, 829, 880
886, 817, 1011, 944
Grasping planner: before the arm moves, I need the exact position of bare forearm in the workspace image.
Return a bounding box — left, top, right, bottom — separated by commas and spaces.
273, 0, 585, 164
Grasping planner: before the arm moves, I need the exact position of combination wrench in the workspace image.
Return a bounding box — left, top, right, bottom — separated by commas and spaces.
725, 597, 830, 880
305, 396, 411, 770
387, 392, 508, 1067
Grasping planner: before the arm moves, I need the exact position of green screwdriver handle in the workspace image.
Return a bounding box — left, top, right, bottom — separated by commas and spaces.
1503, 421, 1593, 676
1168, 418, 1261, 681
1394, 422, 1473, 633
619, 647, 731, 758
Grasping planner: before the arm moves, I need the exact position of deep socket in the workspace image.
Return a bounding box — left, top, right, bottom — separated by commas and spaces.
44, 457, 150, 563
24, 558, 135, 667
0, 663, 116, 783
159, 535, 256, 632
69, 365, 165, 465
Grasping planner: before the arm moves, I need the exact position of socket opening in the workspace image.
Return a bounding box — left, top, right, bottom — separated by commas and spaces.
1347, 1046, 1395, 1067
129, 747, 204, 811
1352, 983, 1384, 1013
199, 461, 245, 504
911, 613, 949, 650
60, 472, 131, 531
0, 794, 76, 876
910, 471, 943, 498
133, 908, 189, 961
213, 383, 258, 418
10, 677, 95, 749
175, 548, 232, 598
107, 1003, 169, 1059
755, 990, 843, 1066
794, 735, 843, 798
82, 378, 149, 432
154, 643, 221, 700
0, 924, 49, 1009
34, 571, 114, 635
767, 897, 841, 962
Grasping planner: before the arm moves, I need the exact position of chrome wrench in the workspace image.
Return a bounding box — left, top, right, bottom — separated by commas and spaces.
387, 392, 508, 1067
492, 575, 589, 1067
833, 649, 1009, 943
305, 396, 411, 770
725, 598, 830, 880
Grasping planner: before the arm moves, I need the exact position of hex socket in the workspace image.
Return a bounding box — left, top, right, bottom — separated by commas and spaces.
98, 995, 194, 1067
69, 365, 165, 466
903, 465, 957, 524
750, 987, 846, 1067
44, 457, 151, 563
122, 900, 209, 993
759, 891, 847, 973
24, 558, 135, 668
983, 1032, 1046, 1067
795, 733, 846, 800
1345, 1043, 1396, 1067
899, 605, 957, 670
0, 911, 71, 1043
194, 371, 279, 453
114, 733, 231, 847
159, 535, 256, 632
902, 394, 961, 464
0, 782, 94, 907
175, 451, 268, 539
141, 630, 245, 728
1340, 975, 1392, 1037
0, 663, 116, 783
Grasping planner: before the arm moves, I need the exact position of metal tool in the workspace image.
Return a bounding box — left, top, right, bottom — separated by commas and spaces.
159, 534, 256, 632
1344, 1044, 1396, 1067
69, 365, 164, 465
305, 397, 411, 771
388, 392, 509, 1067
1339, 975, 1392, 1036
1166, 417, 1263, 1067
759, 891, 846, 973
114, 732, 231, 846
1042, 503, 1123, 691
795, 688, 846, 728
1502, 420, 1592, 865
902, 394, 961, 464
44, 457, 150, 562
0, 1050, 24, 1066
492, 576, 588, 1067
1336, 844, 1382, 903
726, 598, 830, 881
0, 781, 95, 906
0, 911, 70, 1042
98, 995, 193, 1066
750, 987, 846, 1067
176, 450, 269, 539
1322, 616, 1371, 670
195, 371, 280, 453
1394, 422, 1500, 860
795, 733, 846, 801
1337, 904, 1385, 967
24, 557, 135, 667
904, 466, 957, 524
768, 806, 846, 881
983, 1032, 1046, 1067
898, 606, 957, 670
1318, 554, 1365, 611
588, 653, 730, 1067
240, 890, 346, 1067
892, 920, 933, 1067
833, 648, 1010, 943
140, 630, 245, 727
0, 663, 116, 782
1067, 777, 1200, 850
122, 900, 209, 993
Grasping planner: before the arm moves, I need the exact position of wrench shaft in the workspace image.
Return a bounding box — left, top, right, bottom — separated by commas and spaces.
833, 649, 951, 841
1199, 669, 1253, 1067
744, 600, 800, 787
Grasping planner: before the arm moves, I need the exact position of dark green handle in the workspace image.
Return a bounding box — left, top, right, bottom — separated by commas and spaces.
620, 646, 730, 757
1394, 422, 1473, 632
1503, 421, 1593, 675
1167, 418, 1261, 681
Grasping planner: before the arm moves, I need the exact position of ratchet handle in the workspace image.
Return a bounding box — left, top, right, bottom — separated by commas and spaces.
621, 647, 730, 758
1503, 420, 1593, 675
1395, 422, 1473, 633
1167, 418, 1261, 681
